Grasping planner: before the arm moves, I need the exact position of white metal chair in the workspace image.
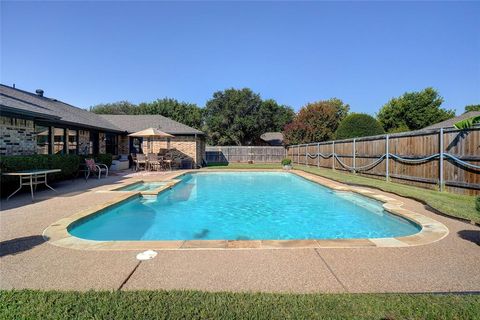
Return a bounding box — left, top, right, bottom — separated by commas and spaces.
85, 158, 109, 180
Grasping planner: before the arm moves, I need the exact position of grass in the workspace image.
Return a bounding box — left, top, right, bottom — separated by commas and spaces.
206, 163, 480, 224
1, 290, 480, 320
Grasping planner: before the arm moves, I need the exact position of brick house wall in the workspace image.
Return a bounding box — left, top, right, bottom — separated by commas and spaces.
0, 116, 36, 156
142, 135, 205, 167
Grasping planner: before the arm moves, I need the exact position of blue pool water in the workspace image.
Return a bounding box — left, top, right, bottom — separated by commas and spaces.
117, 182, 167, 191
69, 172, 420, 241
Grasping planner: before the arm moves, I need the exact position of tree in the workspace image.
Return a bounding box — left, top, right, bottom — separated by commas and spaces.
137, 98, 203, 129
377, 88, 455, 133
203, 88, 294, 145
283, 98, 350, 145
257, 99, 295, 135
90, 101, 136, 115
335, 113, 385, 139
90, 98, 203, 130
464, 104, 480, 113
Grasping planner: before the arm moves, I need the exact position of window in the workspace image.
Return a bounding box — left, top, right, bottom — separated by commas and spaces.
130, 137, 143, 154
105, 133, 118, 155
35, 125, 50, 155
53, 128, 65, 154
68, 129, 77, 154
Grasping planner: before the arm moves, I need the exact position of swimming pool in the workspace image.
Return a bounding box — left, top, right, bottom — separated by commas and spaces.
69, 172, 421, 241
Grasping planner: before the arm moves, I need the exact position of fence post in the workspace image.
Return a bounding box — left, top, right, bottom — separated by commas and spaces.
317, 142, 320, 167
385, 135, 390, 181
332, 141, 335, 170
305, 144, 308, 166
352, 138, 356, 173
439, 128, 444, 191
297, 145, 299, 164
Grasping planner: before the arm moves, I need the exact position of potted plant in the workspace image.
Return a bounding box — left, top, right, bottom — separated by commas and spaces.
281, 158, 292, 170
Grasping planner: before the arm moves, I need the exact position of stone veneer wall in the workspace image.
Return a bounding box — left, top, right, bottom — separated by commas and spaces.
118, 135, 129, 155
78, 130, 90, 155
99, 132, 106, 153
0, 116, 36, 156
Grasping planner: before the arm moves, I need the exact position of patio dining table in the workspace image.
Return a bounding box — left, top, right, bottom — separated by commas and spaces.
3, 169, 61, 201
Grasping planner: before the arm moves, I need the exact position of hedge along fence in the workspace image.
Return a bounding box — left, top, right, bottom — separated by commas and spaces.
206, 146, 286, 164
0, 153, 112, 196
287, 127, 480, 196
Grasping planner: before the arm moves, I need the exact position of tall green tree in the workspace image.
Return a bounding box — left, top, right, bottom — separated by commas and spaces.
283, 98, 350, 145
137, 98, 203, 129
464, 104, 480, 113
377, 88, 455, 133
90, 99, 203, 129
203, 88, 294, 145
335, 113, 384, 139
90, 101, 136, 115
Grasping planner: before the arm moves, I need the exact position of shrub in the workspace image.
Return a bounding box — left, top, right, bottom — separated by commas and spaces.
281, 158, 292, 166
0, 154, 81, 196
335, 113, 385, 140
476, 196, 480, 213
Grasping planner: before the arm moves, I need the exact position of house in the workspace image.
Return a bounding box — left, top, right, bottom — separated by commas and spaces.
423, 111, 480, 130
0, 84, 206, 167
259, 132, 284, 146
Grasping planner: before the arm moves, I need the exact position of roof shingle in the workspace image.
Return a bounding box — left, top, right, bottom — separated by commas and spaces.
98, 114, 203, 135
0, 84, 123, 132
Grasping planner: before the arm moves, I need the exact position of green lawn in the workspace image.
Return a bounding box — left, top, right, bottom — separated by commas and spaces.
1, 290, 479, 320
206, 163, 480, 224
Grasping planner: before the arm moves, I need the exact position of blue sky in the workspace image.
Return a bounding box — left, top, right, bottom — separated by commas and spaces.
1, 1, 479, 115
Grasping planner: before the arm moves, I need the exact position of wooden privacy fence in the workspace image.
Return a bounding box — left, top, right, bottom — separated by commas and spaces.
206, 146, 286, 163
287, 127, 480, 195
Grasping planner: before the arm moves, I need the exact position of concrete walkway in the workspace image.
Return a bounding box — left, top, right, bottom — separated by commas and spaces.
1, 171, 479, 293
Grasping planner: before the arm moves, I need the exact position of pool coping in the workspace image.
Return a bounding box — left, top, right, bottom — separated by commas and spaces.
106, 179, 181, 196
43, 169, 449, 250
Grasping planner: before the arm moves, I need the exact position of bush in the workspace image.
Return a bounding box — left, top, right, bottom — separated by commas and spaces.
335, 113, 385, 140
281, 158, 292, 166
476, 196, 480, 213
0, 154, 81, 196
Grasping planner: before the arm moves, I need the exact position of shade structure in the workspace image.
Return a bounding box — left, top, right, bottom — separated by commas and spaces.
128, 128, 174, 138
128, 128, 174, 154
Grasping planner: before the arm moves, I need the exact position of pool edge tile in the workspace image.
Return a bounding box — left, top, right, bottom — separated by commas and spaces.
43, 169, 450, 251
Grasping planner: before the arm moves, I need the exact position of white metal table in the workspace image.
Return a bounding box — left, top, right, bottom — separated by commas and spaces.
3, 169, 61, 201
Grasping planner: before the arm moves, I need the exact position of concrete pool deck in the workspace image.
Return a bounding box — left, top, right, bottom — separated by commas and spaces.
1, 169, 479, 293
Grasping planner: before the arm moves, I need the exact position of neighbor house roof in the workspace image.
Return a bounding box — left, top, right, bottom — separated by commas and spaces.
99, 114, 204, 135
260, 132, 284, 146
423, 111, 480, 130
0, 84, 124, 133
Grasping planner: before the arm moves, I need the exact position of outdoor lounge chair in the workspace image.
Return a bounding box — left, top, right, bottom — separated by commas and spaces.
133, 153, 147, 171
84, 158, 109, 180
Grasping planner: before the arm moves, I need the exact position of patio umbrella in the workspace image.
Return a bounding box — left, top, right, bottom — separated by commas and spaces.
128, 128, 174, 154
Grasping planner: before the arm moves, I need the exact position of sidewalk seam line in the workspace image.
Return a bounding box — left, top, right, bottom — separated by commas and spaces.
118, 261, 142, 291
314, 248, 349, 293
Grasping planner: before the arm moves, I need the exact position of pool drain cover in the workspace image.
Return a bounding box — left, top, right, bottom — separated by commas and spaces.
136, 250, 157, 261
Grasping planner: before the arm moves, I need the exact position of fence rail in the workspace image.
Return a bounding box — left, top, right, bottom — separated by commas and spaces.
287, 127, 480, 196
206, 146, 286, 164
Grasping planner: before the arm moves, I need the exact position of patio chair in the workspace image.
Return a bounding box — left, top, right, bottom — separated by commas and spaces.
147, 153, 161, 171
84, 158, 109, 180
161, 155, 173, 171
134, 153, 147, 171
